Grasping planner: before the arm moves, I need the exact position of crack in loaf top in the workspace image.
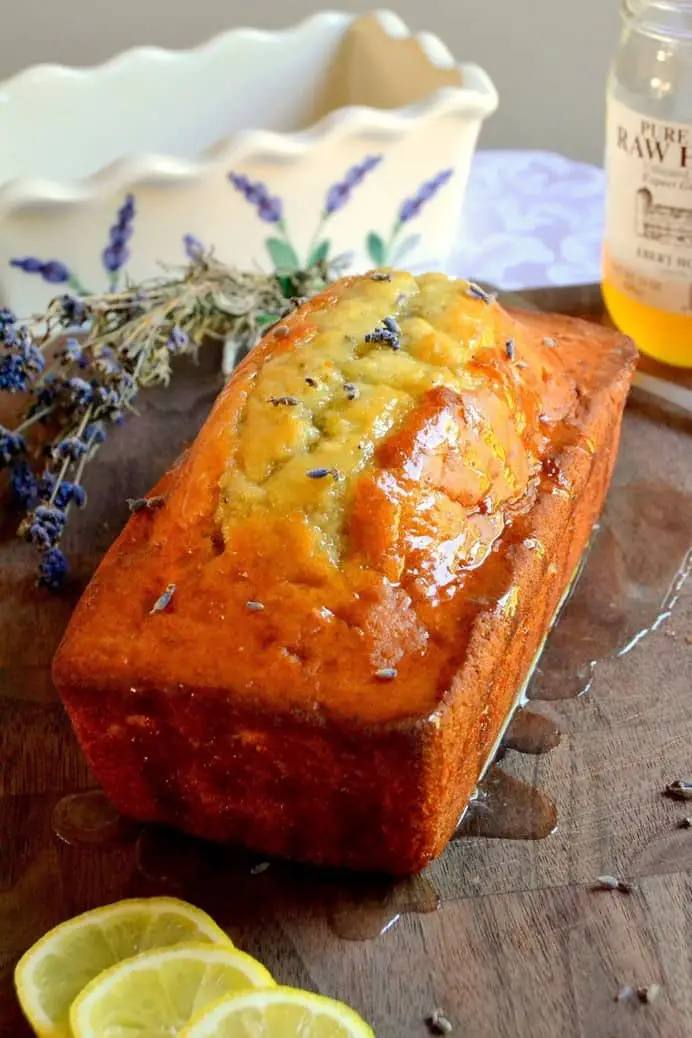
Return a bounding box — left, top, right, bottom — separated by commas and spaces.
216, 271, 577, 586
58, 271, 594, 723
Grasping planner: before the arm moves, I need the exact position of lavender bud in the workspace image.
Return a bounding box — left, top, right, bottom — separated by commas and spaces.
10, 257, 44, 273
183, 234, 205, 260
37, 547, 68, 590
41, 261, 71, 284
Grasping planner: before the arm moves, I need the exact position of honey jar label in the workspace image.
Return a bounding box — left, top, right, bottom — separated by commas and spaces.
605, 95, 692, 314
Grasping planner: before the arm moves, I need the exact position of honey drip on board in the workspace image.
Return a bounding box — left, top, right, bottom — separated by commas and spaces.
454, 767, 558, 842
133, 825, 440, 942
51, 790, 139, 847
501, 708, 562, 756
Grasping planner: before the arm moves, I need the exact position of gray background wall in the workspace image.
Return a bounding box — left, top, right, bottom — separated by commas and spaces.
0, 0, 621, 165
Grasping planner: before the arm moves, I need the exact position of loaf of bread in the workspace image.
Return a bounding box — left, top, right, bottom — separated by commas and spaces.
53, 272, 636, 874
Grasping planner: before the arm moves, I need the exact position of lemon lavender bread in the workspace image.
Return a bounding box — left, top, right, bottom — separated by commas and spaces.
53, 272, 636, 873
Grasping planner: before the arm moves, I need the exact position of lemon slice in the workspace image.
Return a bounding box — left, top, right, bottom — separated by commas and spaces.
14, 897, 231, 1038
70, 942, 274, 1037
181, 986, 375, 1038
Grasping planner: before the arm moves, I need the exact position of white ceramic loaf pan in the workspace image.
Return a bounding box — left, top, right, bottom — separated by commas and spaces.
0, 10, 498, 315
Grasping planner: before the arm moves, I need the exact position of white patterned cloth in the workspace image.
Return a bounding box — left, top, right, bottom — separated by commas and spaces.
450, 150, 606, 290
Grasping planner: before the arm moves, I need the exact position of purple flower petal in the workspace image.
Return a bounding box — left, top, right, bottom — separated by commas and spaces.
9, 459, 37, 506
399, 199, 423, 223
60, 295, 89, 326
323, 155, 383, 214
398, 168, 454, 224
247, 183, 269, 206
102, 244, 129, 273
102, 194, 135, 275
41, 261, 71, 284
229, 172, 282, 222
258, 196, 283, 223
109, 223, 134, 247
0, 426, 26, 466
38, 547, 68, 590
183, 234, 205, 260
10, 257, 44, 273
325, 183, 351, 215
229, 172, 250, 192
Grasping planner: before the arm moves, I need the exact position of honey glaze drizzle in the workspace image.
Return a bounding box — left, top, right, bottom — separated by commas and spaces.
49, 482, 692, 939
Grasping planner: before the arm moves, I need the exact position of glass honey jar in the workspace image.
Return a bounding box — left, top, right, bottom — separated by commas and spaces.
603, 0, 692, 367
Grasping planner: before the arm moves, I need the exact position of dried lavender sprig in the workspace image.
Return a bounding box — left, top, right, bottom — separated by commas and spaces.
1, 250, 334, 588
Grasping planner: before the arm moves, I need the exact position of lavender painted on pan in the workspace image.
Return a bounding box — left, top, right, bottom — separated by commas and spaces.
228, 155, 384, 272
9, 258, 71, 284
7, 196, 207, 304
366, 168, 455, 267
103, 194, 136, 286
228, 173, 283, 224
183, 233, 206, 260
324, 155, 382, 215
398, 169, 454, 224
10, 193, 140, 298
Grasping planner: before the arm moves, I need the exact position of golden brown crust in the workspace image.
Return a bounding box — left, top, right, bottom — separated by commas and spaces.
52, 275, 636, 873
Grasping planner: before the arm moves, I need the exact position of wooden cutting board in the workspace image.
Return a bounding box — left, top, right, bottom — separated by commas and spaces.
1, 287, 691, 1038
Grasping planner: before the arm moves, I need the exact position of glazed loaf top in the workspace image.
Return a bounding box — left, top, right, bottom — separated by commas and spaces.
218, 273, 574, 576
54, 272, 634, 725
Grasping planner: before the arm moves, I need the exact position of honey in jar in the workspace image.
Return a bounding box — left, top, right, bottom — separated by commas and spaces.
604, 0, 692, 367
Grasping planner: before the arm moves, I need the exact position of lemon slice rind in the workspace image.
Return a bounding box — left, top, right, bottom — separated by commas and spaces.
181, 985, 375, 1038
14, 896, 232, 1038
69, 942, 275, 1037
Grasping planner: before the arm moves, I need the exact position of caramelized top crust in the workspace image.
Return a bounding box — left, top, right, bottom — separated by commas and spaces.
53, 272, 635, 724
217, 272, 575, 580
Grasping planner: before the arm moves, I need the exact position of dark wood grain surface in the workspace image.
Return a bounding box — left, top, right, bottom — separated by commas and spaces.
1, 290, 691, 1038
